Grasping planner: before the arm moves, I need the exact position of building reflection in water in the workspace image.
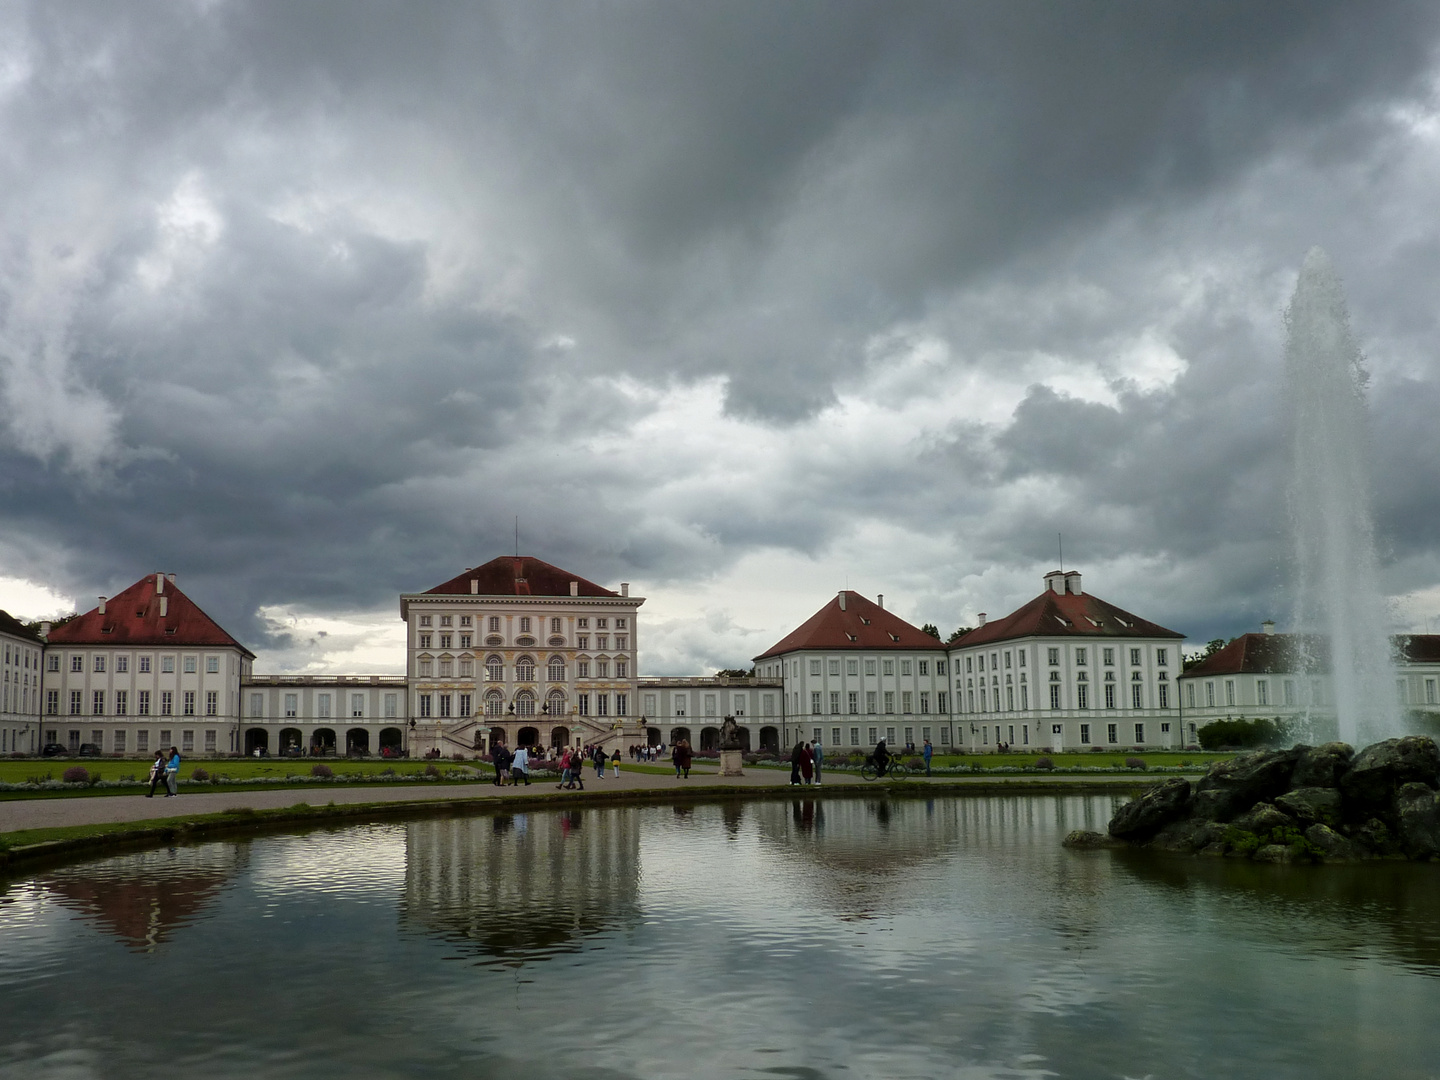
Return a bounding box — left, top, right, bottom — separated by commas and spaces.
401, 808, 643, 966
37, 844, 247, 952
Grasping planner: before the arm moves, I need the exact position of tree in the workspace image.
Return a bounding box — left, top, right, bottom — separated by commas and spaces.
715, 667, 753, 678
920, 623, 941, 639
948, 626, 973, 643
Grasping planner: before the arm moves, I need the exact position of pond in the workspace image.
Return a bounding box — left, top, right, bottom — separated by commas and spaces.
2, 793, 1439, 1079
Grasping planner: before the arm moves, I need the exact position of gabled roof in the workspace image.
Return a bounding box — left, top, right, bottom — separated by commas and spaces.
957, 588, 1183, 648
44, 574, 255, 657
754, 592, 946, 660
421, 556, 619, 598
1180, 633, 1328, 678
0, 609, 41, 642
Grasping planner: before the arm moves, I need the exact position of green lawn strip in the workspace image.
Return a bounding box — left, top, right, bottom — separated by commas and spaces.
0, 777, 497, 801
0, 776, 1156, 871
0, 758, 459, 784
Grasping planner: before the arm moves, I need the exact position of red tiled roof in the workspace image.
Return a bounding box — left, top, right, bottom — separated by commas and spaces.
753, 592, 946, 660
423, 556, 619, 598
44, 574, 255, 657
958, 588, 1183, 648
1181, 633, 1328, 677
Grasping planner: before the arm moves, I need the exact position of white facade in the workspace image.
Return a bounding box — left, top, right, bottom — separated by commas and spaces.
241, 675, 409, 755
400, 571, 645, 756
638, 677, 784, 749
770, 649, 953, 750
0, 616, 43, 755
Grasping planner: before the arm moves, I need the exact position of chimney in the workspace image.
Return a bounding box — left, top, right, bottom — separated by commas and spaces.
621, 583, 629, 597
1262, 620, 1275, 635
470, 579, 479, 595
98, 596, 106, 615
155, 573, 165, 595
38, 620, 50, 640
1044, 570, 1064, 594
159, 596, 168, 617
838, 591, 847, 611
570, 581, 578, 597
1064, 571, 1082, 595
978, 612, 987, 626
877, 593, 884, 609
166, 573, 175, 585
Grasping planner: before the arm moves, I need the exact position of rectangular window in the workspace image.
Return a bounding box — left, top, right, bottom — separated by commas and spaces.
92, 690, 104, 715
868, 726, 878, 744
385, 693, 398, 717
883, 659, 894, 676
1104, 683, 1115, 710
94, 655, 105, 673
829, 659, 840, 676
1102, 648, 1114, 667
183, 691, 195, 716
1257, 680, 1269, 706
440, 615, 452, 627
138, 690, 150, 716
1135, 723, 1145, 743
139, 656, 151, 673
350, 693, 364, 718
318, 694, 332, 718
1075, 648, 1087, 666
1225, 680, 1235, 706
1047, 648, 1060, 666
1156, 648, 1168, 666
206, 656, 219, 674
902, 691, 913, 713
116, 690, 128, 716
846, 659, 858, 676
159, 729, 171, 747
206, 690, 218, 716
849, 727, 859, 744
1186, 683, 1196, 708
704, 694, 716, 716
919, 692, 930, 714
886, 726, 896, 743
1130, 648, 1142, 667
616, 694, 627, 716
1080, 723, 1090, 744
439, 694, 452, 718
47, 654, 60, 672
419, 694, 432, 718
70, 689, 83, 715
1107, 723, 1118, 744
183, 656, 197, 674
1159, 682, 1169, 709
161, 691, 173, 716
578, 693, 589, 716
162, 656, 175, 673
883, 691, 894, 714
597, 694, 609, 717
1131, 683, 1143, 709
1206, 682, 1215, 707
1050, 684, 1061, 710
901, 660, 912, 676
489, 617, 500, 632
459, 694, 472, 718
811, 691, 822, 715
420, 615, 432, 627
1284, 680, 1296, 706
284, 693, 297, 718
938, 691, 948, 712
865, 690, 876, 714
205, 730, 216, 753
182, 730, 194, 752
1077, 684, 1089, 710
847, 691, 858, 714
116, 655, 128, 673
71, 654, 83, 672
810, 659, 822, 676
918, 660, 928, 676
251, 693, 263, 717
864, 659, 876, 676
137, 730, 149, 752
1428, 679, 1437, 705
829, 691, 840, 715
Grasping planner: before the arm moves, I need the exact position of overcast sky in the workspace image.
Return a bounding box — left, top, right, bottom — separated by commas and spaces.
4, 1, 1440, 675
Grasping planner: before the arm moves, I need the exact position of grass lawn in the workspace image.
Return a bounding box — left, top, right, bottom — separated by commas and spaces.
0, 757, 454, 785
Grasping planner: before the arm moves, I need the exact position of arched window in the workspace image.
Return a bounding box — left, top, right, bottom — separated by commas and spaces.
514, 690, 536, 717
485, 655, 503, 682
515, 655, 536, 682
547, 690, 567, 717
547, 656, 565, 682
484, 690, 504, 718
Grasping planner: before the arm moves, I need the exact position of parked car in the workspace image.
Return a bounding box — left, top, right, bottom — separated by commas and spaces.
41, 742, 67, 757
77, 743, 102, 757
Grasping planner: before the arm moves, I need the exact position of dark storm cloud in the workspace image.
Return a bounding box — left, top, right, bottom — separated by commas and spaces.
1, 0, 1439, 661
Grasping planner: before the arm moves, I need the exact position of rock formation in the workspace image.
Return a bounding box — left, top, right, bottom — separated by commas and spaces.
1063, 736, 1440, 862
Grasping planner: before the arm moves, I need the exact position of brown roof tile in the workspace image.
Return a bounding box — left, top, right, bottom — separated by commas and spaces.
958, 588, 1183, 647
422, 556, 620, 598
1181, 633, 1328, 677
754, 592, 945, 660
44, 574, 254, 657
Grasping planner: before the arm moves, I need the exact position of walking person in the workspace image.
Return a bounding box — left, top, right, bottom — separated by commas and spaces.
492, 744, 510, 786
510, 744, 531, 786
611, 748, 621, 778
145, 750, 166, 797
674, 739, 692, 779
673, 742, 684, 778
800, 741, 815, 786
789, 741, 804, 786
923, 736, 933, 776
594, 746, 606, 780
164, 745, 181, 797
812, 736, 823, 785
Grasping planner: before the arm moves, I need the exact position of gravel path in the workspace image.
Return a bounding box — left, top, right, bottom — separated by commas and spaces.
0, 767, 1161, 834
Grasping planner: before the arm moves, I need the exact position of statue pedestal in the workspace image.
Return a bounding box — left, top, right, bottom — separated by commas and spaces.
719, 749, 744, 777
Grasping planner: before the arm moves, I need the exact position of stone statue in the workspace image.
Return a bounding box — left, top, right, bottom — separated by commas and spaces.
719, 716, 743, 751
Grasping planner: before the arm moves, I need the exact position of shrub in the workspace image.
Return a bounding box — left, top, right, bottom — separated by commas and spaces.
62, 766, 90, 784
191, 767, 210, 782
1197, 716, 1289, 751
380, 767, 396, 776
904, 756, 924, 770
424, 763, 442, 778
452, 753, 465, 761
1125, 757, 1147, 770
1033, 757, 1055, 771
310, 763, 334, 778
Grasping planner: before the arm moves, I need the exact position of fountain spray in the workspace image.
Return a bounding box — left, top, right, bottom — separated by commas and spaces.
1285, 247, 1399, 744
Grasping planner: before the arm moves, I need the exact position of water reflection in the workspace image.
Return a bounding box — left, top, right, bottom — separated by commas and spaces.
400, 808, 642, 966
34, 845, 245, 951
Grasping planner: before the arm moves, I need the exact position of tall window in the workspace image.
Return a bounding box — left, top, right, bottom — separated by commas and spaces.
116, 690, 128, 716
486, 656, 503, 682
161, 691, 173, 716
92, 690, 104, 715
183, 691, 196, 716
548, 657, 565, 682
206, 691, 218, 716
829, 691, 840, 714
138, 690, 150, 716
811, 692, 822, 715
516, 656, 535, 682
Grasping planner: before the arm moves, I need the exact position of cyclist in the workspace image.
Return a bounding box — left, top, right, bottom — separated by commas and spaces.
871, 738, 890, 778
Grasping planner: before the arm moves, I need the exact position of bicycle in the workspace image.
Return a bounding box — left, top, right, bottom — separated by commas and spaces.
859, 758, 910, 781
